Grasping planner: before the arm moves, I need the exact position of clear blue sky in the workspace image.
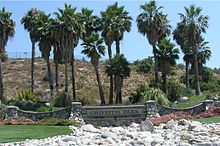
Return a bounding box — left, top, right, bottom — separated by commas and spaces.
1, 0, 220, 68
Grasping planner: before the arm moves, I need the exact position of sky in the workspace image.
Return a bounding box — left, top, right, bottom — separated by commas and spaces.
1, 0, 220, 68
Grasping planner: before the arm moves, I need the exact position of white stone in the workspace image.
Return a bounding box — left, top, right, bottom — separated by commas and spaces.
140, 120, 154, 132
81, 124, 102, 133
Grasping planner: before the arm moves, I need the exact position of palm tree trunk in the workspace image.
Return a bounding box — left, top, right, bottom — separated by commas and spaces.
153, 44, 159, 88
107, 43, 114, 105
71, 52, 76, 101
193, 49, 201, 95
185, 60, 189, 88
64, 57, 69, 107
118, 77, 123, 104
94, 65, 105, 105
55, 60, 59, 96
116, 40, 120, 55
46, 59, 53, 97
162, 73, 168, 94
115, 76, 123, 104
31, 41, 35, 93
0, 58, 3, 103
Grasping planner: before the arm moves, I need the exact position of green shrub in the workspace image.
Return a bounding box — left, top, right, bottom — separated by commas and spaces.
129, 86, 169, 106
53, 91, 71, 107
134, 57, 154, 73
36, 106, 49, 112
168, 80, 195, 102
37, 118, 80, 126
16, 90, 37, 102
0, 104, 6, 120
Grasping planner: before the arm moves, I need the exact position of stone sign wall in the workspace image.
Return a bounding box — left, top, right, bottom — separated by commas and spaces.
5, 100, 214, 126
82, 105, 146, 126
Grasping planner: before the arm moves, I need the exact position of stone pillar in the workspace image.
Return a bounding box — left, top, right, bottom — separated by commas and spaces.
6, 106, 19, 119
71, 102, 82, 113
203, 100, 214, 110
145, 100, 159, 118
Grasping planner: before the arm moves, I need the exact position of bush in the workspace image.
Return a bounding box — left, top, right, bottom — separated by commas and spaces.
134, 57, 154, 73
52, 91, 71, 107
129, 86, 169, 106
37, 118, 80, 126
36, 106, 50, 112
168, 80, 195, 102
16, 90, 37, 102
0, 104, 6, 120
3, 118, 36, 125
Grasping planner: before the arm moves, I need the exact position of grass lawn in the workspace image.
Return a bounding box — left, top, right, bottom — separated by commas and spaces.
194, 116, 220, 124
0, 125, 72, 143
172, 95, 206, 109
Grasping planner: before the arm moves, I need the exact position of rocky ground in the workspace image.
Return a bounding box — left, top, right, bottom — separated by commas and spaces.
1, 119, 220, 146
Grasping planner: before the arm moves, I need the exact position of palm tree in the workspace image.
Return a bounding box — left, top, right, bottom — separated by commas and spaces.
0, 7, 15, 102
80, 8, 102, 40
173, 21, 191, 88
136, 0, 170, 88
179, 5, 209, 95
21, 8, 41, 94
157, 38, 179, 94
106, 54, 130, 104
50, 19, 62, 96
101, 3, 132, 104
81, 34, 106, 105
54, 4, 84, 106
37, 12, 54, 97
101, 6, 115, 104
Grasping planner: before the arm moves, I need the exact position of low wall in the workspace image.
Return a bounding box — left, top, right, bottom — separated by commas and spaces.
5, 100, 214, 126
6, 106, 71, 121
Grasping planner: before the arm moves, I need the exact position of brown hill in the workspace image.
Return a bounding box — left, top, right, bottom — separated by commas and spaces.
2, 58, 151, 105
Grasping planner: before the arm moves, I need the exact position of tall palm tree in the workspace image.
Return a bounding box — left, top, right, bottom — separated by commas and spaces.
101, 6, 115, 104
81, 34, 106, 105
157, 38, 179, 94
179, 5, 209, 95
54, 4, 84, 106
50, 19, 62, 96
102, 3, 132, 104
21, 8, 41, 94
106, 54, 130, 104
37, 12, 54, 97
173, 21, 191, 88
0, 7, 15, 102
136, 0, 170, 88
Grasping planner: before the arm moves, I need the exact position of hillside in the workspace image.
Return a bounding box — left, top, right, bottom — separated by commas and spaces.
2, 58, 151, 105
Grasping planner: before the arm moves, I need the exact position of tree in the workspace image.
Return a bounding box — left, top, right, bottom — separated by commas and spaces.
136, 0, 170, 88
37, 12, 54, 97
157, 38, 179, 94
0, 7, 15, 102
101, 3, 132, 104
54, 4, 84, 106
106, 54, 130, 104
179, 5, 209, 95
21, 8, 41, 93
81, 34, 106, 105
173, 21, 191, 88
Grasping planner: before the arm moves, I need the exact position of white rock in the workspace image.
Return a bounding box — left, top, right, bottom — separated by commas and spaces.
140, 120, 154, 132
81, 124, 102, 133
101, 131, 118, 140
110, 126, 126, 134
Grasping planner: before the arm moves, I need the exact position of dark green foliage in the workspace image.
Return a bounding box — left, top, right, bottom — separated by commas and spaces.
129, 85, 169, 106
36, 106, 52, 112
37, 118, 80, 126
53, 91, 71, 107
168, 80, 195, 102
134, 57, 154, 73
0, 104, 6, 120
106, 54, 131, 78
16, 90, 37, 102
129, 85, 146, 104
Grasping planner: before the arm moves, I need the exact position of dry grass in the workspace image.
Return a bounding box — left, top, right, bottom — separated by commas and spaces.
2, 58, 150, 105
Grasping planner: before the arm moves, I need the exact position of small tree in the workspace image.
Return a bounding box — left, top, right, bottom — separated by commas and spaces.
106, 54, 130, 104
